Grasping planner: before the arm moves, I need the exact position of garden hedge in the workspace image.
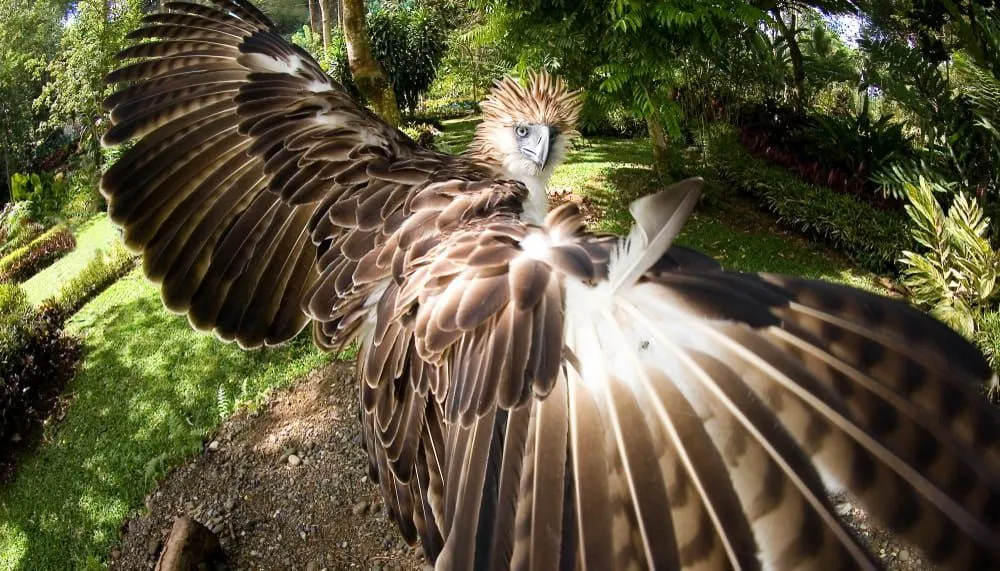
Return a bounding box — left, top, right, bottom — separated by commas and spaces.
52, 242, 137, 315
0, 283, 80, 447
698, 125, 910, 273
0, 224, 76, 283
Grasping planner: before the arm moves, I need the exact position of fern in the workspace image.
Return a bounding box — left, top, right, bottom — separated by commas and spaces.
216, 384, 232, 421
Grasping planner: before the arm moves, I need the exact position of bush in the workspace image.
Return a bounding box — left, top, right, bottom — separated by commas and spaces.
401, 122, 446, 152
0, 224, 76, 283
735, 99, 915, 200
0, 285, 81, 445
697, 124, 910, 272
9, 171, 71, 225
0, 202, 43, 257
52, 242, 137, 315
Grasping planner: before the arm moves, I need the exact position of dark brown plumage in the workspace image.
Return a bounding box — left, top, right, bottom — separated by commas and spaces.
101, 2, 1000, 569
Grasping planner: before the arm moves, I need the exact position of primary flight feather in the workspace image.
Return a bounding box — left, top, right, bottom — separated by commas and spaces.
101, 1, 1000, 569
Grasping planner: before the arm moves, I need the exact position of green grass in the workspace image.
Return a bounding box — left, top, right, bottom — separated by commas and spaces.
438, 115, 479, 152
22, 214, 120, 305
0, 272, 332, 569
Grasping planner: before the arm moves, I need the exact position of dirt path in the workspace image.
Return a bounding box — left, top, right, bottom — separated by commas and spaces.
112, 362, 425, 571
111, 361, 932, 571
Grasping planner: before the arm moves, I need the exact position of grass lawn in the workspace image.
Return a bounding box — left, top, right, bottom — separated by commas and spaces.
0, 272, 332, 569
22, 214, 120, 305
0, 117, 880, 570
549, 129, 881, 291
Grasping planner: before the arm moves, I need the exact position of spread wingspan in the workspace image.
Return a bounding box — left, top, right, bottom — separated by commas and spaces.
103, 2, 1000, 569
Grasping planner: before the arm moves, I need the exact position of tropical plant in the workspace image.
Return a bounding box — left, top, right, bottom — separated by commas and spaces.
9, 171, 70, 224
896, 171, 1000, 337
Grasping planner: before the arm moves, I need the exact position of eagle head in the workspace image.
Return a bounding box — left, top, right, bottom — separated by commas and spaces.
468, 70, 583, 183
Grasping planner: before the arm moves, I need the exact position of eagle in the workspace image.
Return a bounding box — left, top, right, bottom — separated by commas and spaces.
101, 1, 1000, 569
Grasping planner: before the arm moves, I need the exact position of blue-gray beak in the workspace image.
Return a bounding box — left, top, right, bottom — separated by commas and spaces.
518, 124, 551, 168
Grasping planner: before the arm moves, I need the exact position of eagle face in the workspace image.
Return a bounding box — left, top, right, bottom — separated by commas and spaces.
503, 122, 565, 177
468, 70, 582, 184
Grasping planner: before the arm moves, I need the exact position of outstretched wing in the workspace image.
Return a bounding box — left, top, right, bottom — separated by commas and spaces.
360, 179, 1000, 570
101, 0, 496, 349
103, 2, 1000, 570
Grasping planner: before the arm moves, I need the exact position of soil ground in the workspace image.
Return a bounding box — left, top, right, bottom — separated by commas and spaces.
111, 362, 932, 571
112, 362, 425, 571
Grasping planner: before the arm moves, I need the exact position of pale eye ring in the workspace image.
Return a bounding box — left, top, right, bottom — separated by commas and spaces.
514, 125, 528, 137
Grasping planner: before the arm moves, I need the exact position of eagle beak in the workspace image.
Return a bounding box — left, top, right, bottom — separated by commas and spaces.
521, 126, 551, 168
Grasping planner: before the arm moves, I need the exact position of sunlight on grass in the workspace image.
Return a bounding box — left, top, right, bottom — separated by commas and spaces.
22, 213, 119, 305
551, 137, 653, 190
438, 116, 479, 152
0, 524, 26, 570
0, 271, 332, 569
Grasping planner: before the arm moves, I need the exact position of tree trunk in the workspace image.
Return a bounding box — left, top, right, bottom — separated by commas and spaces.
309, 0, 319, 35
646, 113, 672, 173
318, 0, 332, 54
771, 9, 806, 108
341, 0, 401, 126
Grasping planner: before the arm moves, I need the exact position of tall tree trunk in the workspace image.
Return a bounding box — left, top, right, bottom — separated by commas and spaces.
309, 0, 320, 36
341, 0, 401, 126
771, 9, 806, 108
319, 0, 332, 54
646, 114, 673, 172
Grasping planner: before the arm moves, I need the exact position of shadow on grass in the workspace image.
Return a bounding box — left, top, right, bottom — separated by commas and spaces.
0, 272, 330, 569
438, 116, 479, 154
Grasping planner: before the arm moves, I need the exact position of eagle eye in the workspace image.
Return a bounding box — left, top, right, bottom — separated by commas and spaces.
514, 125, 529, 138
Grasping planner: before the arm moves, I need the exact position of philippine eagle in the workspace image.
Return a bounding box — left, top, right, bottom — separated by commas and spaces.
101, 1, 1000, 569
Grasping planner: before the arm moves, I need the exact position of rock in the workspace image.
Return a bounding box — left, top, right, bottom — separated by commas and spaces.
208, 440, 220, 451
146, 537, 162, 556
306, 562, 320, 571
223, 498, 235, 511
899, 550, 910, 561
351, 501, 369, 516
154, 516, 225, 571
288, 454, 302, 467
835, 503, 851, 517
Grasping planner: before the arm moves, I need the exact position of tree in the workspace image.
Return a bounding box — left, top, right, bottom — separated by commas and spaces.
35, 0, 144, 175
0, 0, 67, 202
470, 0, 766, 168
255, 0, 310, 35
755, 1, 861, 108
342, 0, 401, 125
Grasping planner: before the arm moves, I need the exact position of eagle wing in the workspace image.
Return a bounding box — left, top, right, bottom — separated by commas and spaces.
101, 0, 494, 349
102, 1, 1000, 569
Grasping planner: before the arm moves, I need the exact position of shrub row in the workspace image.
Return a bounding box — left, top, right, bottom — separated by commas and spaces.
0, 224, 76, 283
697, 125, 910, 273
51, 242, 137, 315
0, 283, 81, 446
